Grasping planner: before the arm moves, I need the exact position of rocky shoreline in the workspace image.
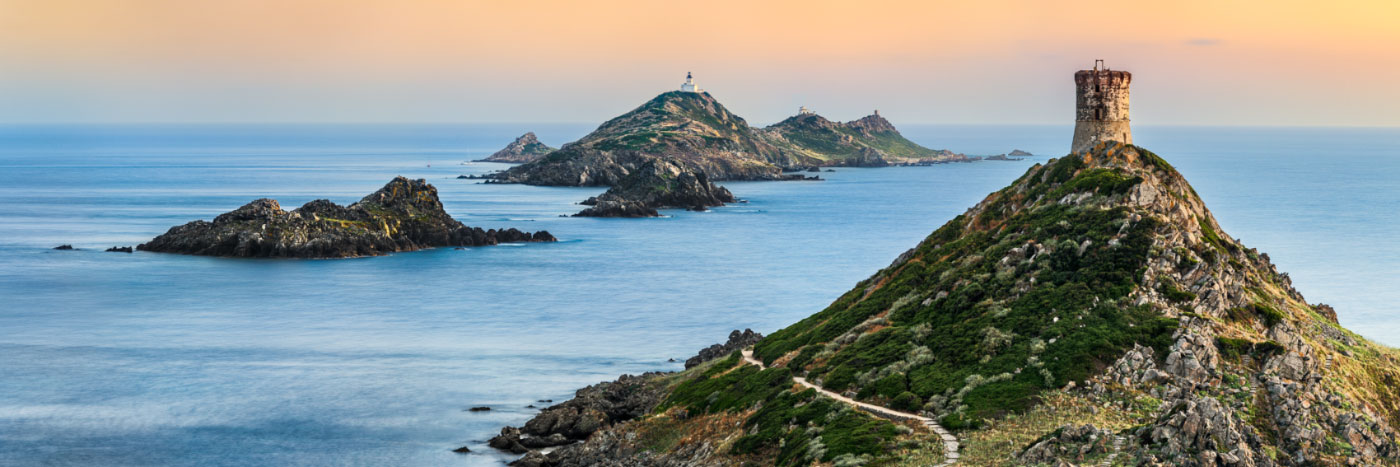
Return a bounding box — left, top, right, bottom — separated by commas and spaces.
137, 177, 555, 258
482, 329, 763, 466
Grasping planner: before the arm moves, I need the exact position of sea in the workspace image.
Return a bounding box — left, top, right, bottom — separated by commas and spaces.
0, 123, 1395, 466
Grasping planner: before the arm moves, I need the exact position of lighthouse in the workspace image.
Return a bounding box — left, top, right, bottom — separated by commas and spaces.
1070, 60, 1132, 153
680, 72, 701, 93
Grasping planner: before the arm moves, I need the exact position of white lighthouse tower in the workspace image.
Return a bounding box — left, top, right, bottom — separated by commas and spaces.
680, 72, 701, 93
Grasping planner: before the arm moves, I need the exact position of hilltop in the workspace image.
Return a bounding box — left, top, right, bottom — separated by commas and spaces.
491, 143, 1400, 466
138, 177, 555, 258
763, 112, 966, 166
478, 132, 556, 163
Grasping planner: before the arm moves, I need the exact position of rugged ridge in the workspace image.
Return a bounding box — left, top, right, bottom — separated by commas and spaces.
479, 132, 556, 163
138, 177, 555, 258
573, 159, 736, 217
496, 143, 1400, 466
762, 112, 966, 166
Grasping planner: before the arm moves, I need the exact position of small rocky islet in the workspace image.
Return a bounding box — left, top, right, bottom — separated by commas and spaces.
573, 159, 735, 217
476, 132, 556, 163
136, 176, 554, 258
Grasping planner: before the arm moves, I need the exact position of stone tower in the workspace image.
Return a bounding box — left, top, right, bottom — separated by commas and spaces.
1070, 60, 1132, 153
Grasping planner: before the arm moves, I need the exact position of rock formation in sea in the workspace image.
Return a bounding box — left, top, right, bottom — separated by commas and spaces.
478, 132, 557, 163
573, 159, 735, 217
486, 143, 1400, 466
137, 176, 555, 258
761, 110, 967, 166
1009, 149, 1033, 157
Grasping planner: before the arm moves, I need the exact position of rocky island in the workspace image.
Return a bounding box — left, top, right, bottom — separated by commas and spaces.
478, 132, 556, 163
762, 110, 967, 166
573, 159, 735, 217
137, 177, 554, 258
486, 143, 1400, 466
489, 91, 807, 187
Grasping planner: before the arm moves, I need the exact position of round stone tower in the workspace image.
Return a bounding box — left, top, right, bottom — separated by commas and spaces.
1070, 60, 1132, 153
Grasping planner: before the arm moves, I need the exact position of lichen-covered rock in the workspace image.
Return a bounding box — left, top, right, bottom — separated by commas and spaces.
1016, 424, 1114, 465
573, 160, 735, 218
1139, 396, 1263, 466
137, 177, 555, 258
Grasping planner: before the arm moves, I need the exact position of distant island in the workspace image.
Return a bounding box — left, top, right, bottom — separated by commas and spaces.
477, 132, 556, 163
762, 108, 965, 167
138, 177, 554, 258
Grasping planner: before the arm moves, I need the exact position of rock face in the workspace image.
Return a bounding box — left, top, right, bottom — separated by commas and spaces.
573, 160, 735, 217
137, 177, 555, 258
514, 143, 1400, 466
762, 112, 967, 166
478, 132, 556, 163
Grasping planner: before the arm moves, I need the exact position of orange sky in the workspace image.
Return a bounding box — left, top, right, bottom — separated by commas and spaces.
1, 0, 1397, 125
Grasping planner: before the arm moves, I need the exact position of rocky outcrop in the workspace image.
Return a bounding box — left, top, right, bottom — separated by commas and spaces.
137, 177, 555, 258
761, 112, 966, 166
52, 245, 74, 250
487, 330, 766, 464
487, 372, 668, 456
684, 328, 762, 368
478, 132, 556, 163
105, 246, 133, 253
573, 160, 735, 217
1009, 149, 1033, 157
1017, 424, 1115, 465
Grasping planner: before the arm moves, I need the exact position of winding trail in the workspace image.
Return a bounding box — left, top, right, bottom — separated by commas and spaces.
741, 349, 959, 466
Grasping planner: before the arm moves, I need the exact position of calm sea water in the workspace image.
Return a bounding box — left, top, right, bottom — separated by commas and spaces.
0, 123, 1395, 466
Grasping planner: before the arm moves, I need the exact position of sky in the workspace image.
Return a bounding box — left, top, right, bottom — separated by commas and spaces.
0, 0, 1397, 126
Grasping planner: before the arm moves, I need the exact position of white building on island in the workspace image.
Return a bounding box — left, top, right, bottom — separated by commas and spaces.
799, 106, 815, 115
680, 72, 701, 93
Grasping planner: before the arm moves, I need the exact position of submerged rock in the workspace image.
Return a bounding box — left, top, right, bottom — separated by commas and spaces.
52, 245, 74, 250
105, 246, 133, 253
573, 160, 735, 218
137, 177, 555, 258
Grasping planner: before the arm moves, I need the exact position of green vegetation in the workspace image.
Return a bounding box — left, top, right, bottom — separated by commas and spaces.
755, 150, 1179, 428
1052, 168, 1143, 197
1226, 302, 1288, 328
658, 352, 904, 466
1216, 337, 1285, 361
1158, 280, 1197, 303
